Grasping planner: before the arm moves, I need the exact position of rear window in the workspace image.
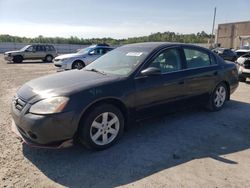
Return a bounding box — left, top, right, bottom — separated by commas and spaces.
184, 48, 211, 68
45, 45, 55, 51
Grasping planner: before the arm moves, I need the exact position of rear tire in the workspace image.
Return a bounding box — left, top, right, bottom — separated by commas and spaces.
207, 82, 228, 111
78, 104, 124, 150
45, 55, 53, 62
72, 60, 85, 70
13, 55, 23, 63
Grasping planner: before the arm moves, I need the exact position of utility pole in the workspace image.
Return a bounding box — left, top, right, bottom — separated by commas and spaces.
210, 7, 217, 48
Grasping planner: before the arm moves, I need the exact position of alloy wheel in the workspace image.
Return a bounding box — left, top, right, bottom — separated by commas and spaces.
90, 112, 120, 146
214, 86, 226, 108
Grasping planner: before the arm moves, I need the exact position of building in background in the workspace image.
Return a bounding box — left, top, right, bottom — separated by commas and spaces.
216, 21, 250, 49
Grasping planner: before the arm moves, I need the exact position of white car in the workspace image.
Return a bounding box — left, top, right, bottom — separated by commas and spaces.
236, 53, 250, 82
54, 44, 114, 70
235, 46, 250, 57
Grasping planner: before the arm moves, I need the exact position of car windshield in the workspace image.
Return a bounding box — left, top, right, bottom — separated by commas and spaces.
20, 45, 31, 51
77, 47, 92, 54
85, 46, 151, 76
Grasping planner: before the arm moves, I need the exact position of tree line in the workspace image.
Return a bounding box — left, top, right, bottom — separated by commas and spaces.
0, 31, 211, 45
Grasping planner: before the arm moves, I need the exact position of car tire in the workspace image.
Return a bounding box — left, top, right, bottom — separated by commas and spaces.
78, 104, 124, 150
207, 82, 228, 111
239, 76, 246, 82
72, 60, 85, 70
45, 55, 53, 62
13, 55, 23, 63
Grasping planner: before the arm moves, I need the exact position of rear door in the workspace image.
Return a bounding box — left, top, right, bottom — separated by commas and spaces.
35, 45, 46, 59
134, 47, 187, 119
181, 46, 220, 103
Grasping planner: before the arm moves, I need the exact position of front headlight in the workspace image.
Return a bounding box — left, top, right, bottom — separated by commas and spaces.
61, 58, 69, 61
29, 97, 69, 115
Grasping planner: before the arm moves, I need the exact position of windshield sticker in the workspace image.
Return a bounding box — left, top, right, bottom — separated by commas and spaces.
126, 52, 143, 57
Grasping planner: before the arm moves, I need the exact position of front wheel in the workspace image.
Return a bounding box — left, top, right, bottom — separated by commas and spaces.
72, 61, 85, 70
13, 55, 23, 63
78, 104, 124, 150
207, 83, 228, 111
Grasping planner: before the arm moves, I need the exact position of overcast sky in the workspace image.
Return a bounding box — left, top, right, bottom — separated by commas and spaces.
0, 0, 249, 39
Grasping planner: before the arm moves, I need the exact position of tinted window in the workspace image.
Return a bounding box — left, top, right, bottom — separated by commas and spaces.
242, 53, 250, 58
102, 48, 112, 54
46, 45, 55, 51
148, 48, 182, 73
26, 46, 34, 52
36, 45, 45, 52
184, 48, 210, 68
93, 48, 107, 55
224, 49, 233, 55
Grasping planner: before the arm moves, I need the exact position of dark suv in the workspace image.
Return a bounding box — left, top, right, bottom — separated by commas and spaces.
4, 44, 57, 63
212, 48, 237, 62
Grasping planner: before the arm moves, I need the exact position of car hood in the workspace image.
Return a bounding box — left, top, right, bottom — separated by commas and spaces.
236, 49, 250, 53
17, 70, 119, 103
5, 50, 21, 54
55, 53, 84, 59
237, 57, 246, 64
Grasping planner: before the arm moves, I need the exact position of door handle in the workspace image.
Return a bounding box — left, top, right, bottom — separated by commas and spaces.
213, 71, 218, 76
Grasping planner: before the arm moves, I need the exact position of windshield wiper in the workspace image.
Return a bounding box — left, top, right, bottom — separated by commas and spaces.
85, 68, 106, 75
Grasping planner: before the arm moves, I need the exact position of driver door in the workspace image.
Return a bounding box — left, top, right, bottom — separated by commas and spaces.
23, 45, 36, 59
134, 47, 187, 119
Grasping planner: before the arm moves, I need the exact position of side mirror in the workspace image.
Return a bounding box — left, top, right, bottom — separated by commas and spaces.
140, 67, 161, 76
89, 51, 95, 55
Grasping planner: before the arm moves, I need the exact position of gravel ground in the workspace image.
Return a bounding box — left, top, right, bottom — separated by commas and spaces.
0, 55, 250, 188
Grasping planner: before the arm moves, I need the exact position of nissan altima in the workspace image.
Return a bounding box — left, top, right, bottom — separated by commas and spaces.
11, 42, 239, 150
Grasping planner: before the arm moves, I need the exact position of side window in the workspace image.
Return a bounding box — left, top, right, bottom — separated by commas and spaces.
50, 45, 55, 51
244, 54, 250, 58
210, 54, 217, 65
45, 45, 54, 51
148, 48, 182, 73
26, 46, 34, 52
41, 45, 46, 51
184, 48, 210, 68
101, 48, 108, 55
36, 45, 43, 52
95, 48, 104, 55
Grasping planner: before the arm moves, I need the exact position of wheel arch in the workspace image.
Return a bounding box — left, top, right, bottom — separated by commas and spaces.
45, 54, 54, 58
71, 59, 86, 69
77, 97, 129, 130
14, 54, 23, 59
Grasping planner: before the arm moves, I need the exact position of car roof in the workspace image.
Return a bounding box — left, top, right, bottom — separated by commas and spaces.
121, 42, 208, 51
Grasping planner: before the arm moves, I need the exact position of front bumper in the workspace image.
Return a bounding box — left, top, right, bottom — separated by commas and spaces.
11, 120, 73, 148
53, 60, 71, 70
4, 55, 13, 61
239, 66, 250, 78
11, 99, 78, 148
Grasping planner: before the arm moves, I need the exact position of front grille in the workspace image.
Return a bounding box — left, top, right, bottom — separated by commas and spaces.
13, 97, 27, 111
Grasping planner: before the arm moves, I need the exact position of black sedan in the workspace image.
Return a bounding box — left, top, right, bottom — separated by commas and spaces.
11, 42, 239, 150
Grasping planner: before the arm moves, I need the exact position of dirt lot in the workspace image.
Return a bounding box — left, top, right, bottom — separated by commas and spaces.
0, 55, 250, 188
